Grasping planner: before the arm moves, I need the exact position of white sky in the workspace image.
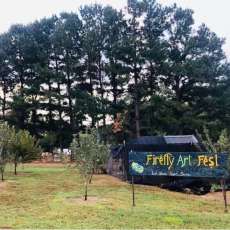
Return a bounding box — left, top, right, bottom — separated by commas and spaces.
0, 0, 230, 57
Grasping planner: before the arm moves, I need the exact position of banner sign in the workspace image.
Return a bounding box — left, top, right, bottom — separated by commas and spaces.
129, 151, 229, 178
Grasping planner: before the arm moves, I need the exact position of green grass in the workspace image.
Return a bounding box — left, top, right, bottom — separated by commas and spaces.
0, 163, 229, 228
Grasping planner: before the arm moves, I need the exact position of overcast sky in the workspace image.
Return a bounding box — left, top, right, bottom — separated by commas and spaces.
0, 0, 229, 57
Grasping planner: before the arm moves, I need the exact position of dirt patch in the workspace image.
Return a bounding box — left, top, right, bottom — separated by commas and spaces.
200, 191, 230, 202
92, 175, 127, 187
0, 182, 7, 191
67, 196, 106, 205
13, 172, 32, 177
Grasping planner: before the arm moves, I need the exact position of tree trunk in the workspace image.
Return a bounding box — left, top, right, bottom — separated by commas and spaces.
14, 161, 17, 175
134, 100, 140, 138
84, 180, 88, 201
66, 62, 74, 133
57, 82, 62, 121
149, 62, 155, 96
89, 175, 93, 184
89, 170, 94, 184
31, 98, 38, 135
1, 170, 3, 181
19, 66, 24, 97
112, 76, 117, 106
134, 72, 140, 138
2, 80, 6, 120
175, 76, 182, 102
55, 54, 62, 122
48, 81, 53, 127
98, 55, 106, 129
87, 57, 96, 128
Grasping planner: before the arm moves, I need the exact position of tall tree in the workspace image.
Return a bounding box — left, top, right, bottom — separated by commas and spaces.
0, 34, 15, 120
103, 6, 128, 118
120, 0, 147, 137
81, 5, 109, 128
53, 13, 83, 134
159, 5, 229, 134
29, 17, 58, 135
143, 1, 170, 96
7, 24, 38, 129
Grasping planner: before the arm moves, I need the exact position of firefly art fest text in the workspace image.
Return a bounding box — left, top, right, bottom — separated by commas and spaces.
146, 153, 219, 170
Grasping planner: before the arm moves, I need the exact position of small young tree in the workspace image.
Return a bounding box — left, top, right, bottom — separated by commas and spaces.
70, 129, 109, 201
197, 127, 230, 153
10, 130, 41, 175
217, 129, 230, 152
0, 147, 7, 181
196, 126, 218, 153
0, 122, 14, 181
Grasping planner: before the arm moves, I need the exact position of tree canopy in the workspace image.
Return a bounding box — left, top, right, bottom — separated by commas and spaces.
0, 0, 229, 147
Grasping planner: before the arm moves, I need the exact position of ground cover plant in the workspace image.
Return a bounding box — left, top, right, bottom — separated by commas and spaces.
0, 163, 229, 228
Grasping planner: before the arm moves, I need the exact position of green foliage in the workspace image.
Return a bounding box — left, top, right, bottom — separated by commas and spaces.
0, 122, 41, 179
70, 129, 109, 200
11, 130, 41, 162
10, 129, 41, 175
0, 1, 229, 144
39, 132, 57, 152
71, 129, 109, 176
211, 183, 222, 192
0, 122, 14, 180
217, 129, 230, 152
197, 126, 230, 154
202, 126, 218, 153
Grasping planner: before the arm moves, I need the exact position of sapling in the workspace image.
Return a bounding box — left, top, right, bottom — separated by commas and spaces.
0, 122, 14, 181
10, 130, 41, 175
71, 129, 109, 201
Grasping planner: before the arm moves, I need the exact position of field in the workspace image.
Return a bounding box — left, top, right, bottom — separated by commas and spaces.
0, 163, 229, 229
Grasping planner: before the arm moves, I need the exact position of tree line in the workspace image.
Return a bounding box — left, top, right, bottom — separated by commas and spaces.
0, 0, 229, 149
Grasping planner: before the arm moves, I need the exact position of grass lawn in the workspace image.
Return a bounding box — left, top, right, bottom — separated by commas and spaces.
0, 163, 229, 228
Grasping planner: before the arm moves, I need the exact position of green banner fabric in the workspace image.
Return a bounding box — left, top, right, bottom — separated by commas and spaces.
129, 151, 229, 178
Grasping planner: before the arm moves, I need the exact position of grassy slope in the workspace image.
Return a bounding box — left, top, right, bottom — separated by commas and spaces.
0, 164, 229, 229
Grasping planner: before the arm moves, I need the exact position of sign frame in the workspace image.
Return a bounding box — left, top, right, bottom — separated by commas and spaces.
128, 151, 229, 211
128, 151, 229, 179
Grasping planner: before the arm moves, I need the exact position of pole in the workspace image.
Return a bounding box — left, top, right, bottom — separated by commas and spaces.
123, 140, 126, 180
132, 176, 135, 207
221, 179, 228, 213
